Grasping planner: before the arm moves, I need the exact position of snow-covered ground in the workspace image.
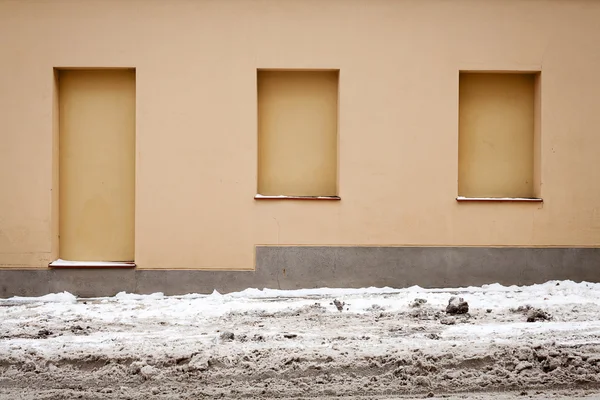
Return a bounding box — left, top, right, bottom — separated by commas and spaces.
1, 280, 600, 399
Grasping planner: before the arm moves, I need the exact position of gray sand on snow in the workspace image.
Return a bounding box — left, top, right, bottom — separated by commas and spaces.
2, 284, 600, 399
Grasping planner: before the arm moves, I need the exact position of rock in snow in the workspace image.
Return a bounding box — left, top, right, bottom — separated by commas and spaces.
446, 296, 469, 314
140, 365, 159, 380
333, 299, 345, 312
410, 298, 428, 307
527, 308, 552, 322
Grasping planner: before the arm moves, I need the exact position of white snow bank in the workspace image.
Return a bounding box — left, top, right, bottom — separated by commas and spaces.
8, 291, 77, 303
114, 291, 165, 300
4, 279, 600, 306
226, 286, 410, 298
2, 279, 600, 377
75, 279, 600, 301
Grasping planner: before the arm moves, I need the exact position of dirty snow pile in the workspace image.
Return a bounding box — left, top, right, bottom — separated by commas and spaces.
1, 280, 600, 399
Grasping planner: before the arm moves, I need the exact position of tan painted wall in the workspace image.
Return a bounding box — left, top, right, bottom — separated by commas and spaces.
1, 0, 600, 269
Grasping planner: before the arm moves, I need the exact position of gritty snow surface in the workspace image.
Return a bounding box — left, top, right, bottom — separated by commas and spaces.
2, 281, 600, 399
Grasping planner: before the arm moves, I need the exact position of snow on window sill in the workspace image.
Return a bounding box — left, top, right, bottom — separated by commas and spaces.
254, 194, 341, 201
456, 196, 543, 202
49, 259, 136, 268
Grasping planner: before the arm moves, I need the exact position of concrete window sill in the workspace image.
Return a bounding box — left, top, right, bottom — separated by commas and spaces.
49, 259, 136, 268
254, 195, 341, 201
456, 197, 543, 203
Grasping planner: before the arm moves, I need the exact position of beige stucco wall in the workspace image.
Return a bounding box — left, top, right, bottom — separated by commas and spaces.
1, 0, 600, 270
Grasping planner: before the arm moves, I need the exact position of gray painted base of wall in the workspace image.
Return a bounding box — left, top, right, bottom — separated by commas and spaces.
1, 246, 600, 298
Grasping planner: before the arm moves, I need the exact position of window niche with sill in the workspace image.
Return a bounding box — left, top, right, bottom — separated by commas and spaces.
457, 71, 542, 202
256, 70, 340, 200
